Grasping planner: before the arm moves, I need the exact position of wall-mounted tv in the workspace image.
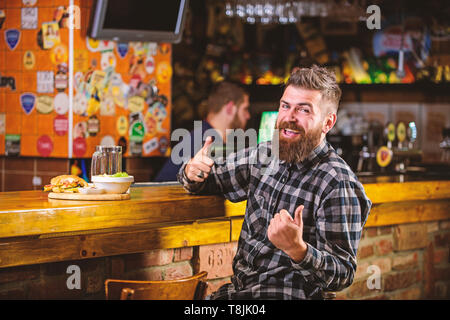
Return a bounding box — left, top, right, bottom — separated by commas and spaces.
90, 0, 189, 43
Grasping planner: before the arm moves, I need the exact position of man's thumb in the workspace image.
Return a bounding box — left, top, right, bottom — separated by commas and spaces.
202, 136, 213, 155
294, 205, 304, 226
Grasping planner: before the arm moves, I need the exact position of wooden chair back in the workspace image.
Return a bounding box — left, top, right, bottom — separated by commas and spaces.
105, 271, 208, 300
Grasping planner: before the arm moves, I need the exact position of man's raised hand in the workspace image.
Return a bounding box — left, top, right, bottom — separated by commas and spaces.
267, 205, 307, 262
184, 136, 214, 182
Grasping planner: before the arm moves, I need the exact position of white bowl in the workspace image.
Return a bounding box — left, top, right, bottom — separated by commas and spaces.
91, 176, 134, 194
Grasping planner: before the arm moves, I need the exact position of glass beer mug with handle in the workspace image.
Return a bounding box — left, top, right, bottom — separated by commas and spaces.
90, 145, 122, 181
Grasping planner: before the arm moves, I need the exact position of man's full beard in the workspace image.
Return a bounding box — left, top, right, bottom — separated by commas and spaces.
273, 121, 322, 163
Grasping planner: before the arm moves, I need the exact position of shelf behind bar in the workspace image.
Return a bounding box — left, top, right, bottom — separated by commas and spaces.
245, 83, 450, 103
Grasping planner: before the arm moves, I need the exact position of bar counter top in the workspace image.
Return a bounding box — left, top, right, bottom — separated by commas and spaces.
0, 184, 226, 238
0, 178, 449, 268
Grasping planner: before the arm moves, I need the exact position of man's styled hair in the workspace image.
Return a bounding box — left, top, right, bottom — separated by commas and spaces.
206, 81, 247, 114
285, 65, 342, 113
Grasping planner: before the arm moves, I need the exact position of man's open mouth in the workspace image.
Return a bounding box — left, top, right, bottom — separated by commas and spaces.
281, 128, 301, 139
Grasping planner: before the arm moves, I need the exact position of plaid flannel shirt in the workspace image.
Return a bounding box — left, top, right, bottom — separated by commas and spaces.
178, 139, 372, 300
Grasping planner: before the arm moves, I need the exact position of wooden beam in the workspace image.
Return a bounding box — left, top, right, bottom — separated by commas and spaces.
0, 218, 231, 268
231, 217, 244, 242
228, 200, 450, 238
365, 200, 450, 227
225, 200, 246, 217
363, 181, 450, 204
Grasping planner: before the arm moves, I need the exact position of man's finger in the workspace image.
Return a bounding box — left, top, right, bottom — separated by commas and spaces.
279, 209, 293, 222
267, 221, 274, 241
270, 217, 278, 233
202, 136, 214, 156
190, 174, 206, 183
191, 161, 212, 174
294, 205, 304, 226
200, 155, 214, 167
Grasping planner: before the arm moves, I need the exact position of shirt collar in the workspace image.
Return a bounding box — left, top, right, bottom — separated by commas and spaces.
203, 120, 214, 132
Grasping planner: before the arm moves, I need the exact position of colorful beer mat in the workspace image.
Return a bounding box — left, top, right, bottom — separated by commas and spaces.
5, 29, 21, 50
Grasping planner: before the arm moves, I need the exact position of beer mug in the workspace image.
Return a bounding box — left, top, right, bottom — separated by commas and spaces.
91, 145, 122, 181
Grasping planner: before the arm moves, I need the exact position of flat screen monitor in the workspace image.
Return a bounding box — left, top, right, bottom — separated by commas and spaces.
258, 111, 278, 143
90, 0, 189, 43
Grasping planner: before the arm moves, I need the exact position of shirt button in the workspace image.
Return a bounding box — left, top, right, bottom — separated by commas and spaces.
281, 177, 286, 183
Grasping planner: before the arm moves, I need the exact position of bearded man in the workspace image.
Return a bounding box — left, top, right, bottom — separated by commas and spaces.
178, 65, 372, 300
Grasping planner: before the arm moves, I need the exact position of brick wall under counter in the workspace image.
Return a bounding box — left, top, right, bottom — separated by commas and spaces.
336, 220, 450, 300
0, 243, 238, 300
0, 220, 448, 300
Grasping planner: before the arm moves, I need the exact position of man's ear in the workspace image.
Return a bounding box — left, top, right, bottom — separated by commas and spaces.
225, 101, 236, 115
322, 112, 337, 134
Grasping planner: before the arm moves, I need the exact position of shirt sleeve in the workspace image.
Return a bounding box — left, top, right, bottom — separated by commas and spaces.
177, 146, 254, 203
290, 180, 372, 291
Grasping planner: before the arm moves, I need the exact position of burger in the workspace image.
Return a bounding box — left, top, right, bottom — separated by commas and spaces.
43, 175, 88, 193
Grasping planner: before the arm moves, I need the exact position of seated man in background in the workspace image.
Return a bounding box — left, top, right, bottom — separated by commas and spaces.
178, 65, 372, 299
154, 81, 250, 182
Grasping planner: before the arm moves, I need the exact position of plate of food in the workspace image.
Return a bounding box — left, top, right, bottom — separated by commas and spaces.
43, 174, 131, 200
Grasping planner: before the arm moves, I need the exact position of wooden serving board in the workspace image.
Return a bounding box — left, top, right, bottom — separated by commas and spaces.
48, 192, 130, 201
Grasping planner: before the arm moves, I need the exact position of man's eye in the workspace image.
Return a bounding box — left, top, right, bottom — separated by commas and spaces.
297, 107, 310, 114
281, 104, 289, 109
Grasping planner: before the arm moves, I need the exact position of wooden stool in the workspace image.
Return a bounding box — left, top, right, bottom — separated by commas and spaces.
105, 271, 208, 300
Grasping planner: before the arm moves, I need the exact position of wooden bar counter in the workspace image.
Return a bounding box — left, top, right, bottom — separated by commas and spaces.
1, 178, 449, 269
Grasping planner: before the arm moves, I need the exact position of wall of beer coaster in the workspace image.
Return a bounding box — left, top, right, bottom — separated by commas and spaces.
0, 0, 172, 158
